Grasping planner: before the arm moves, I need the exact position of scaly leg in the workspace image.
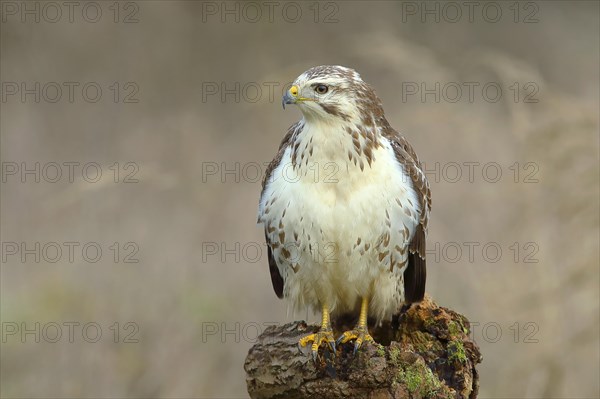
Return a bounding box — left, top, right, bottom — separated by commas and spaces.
336, 297, 374, 354
298, 303, 336, 362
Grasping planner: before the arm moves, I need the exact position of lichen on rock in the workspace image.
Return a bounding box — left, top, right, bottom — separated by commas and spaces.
244, 295, 482, 399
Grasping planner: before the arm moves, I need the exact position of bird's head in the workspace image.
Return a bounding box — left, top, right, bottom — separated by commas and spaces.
282, 65, 385, 125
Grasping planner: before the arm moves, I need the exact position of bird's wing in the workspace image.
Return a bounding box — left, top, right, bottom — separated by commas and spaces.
259, 122, 301, 298
383, 127, 431, 303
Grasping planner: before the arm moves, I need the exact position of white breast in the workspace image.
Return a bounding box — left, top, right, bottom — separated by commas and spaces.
258, 121, 421, 321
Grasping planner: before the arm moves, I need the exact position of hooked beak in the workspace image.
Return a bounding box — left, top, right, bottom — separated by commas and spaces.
282, 84, 316, 110
282, 90, 295, 110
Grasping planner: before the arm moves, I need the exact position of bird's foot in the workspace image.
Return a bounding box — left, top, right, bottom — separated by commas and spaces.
298, 328, 336, 362
336, 326, 374, 355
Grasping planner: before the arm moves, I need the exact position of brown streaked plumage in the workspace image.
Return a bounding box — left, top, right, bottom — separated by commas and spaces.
258, 65, 431, 359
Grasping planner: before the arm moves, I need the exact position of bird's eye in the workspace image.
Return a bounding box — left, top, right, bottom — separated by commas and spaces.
315, 85, 328, 94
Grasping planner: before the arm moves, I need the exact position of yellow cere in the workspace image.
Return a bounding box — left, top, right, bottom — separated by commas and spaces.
290, 85, 299, 97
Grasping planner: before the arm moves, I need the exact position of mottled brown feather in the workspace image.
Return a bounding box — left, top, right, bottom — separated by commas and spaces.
260, 66, 432, 304
382, 126, 431, 303
260, 121, 301, 199
261, 122, 300, 298
266, 233, 284, 299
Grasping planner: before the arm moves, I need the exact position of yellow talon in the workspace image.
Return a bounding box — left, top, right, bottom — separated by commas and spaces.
337, 329, 374, 345
298, 303, 336, 362
336, 297, 375, 354
298, 329, 336, 361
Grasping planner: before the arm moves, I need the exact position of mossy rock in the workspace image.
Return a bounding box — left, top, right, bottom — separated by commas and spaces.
245, 295, 482, 399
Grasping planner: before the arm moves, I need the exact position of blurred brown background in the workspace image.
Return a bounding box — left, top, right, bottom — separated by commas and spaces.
1, 1, 598, 398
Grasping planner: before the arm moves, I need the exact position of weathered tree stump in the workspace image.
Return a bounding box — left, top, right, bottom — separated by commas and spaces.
244, 296, 482, 399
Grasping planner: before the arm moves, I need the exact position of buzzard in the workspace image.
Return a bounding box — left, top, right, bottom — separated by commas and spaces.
258, 66, 431, 359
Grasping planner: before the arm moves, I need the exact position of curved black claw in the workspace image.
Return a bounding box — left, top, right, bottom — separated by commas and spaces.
297, 341, 304, 355
353, 340, 363, 356
336, 328, 374, 356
